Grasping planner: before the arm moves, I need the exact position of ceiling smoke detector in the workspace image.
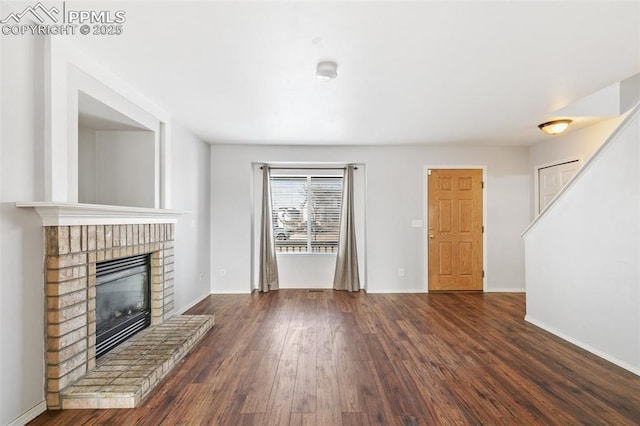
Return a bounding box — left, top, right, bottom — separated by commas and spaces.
316, 61, 338, 80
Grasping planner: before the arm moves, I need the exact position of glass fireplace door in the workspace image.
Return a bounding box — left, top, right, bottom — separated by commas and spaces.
96, 254, 151, 357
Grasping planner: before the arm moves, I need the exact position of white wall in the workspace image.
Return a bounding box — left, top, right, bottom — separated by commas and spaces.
79, 128, 157, 208
94, 131, 155, 208
170, 123, 212, 312
276, 254, 338, 288
78, 126, 97, 204
528, 117, 625, 217
0, 24, 47, 425
524, 107, 640, 374
211, 144, 530, 294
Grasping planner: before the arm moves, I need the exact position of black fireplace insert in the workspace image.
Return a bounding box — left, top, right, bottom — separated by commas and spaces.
96, 254, 151, 358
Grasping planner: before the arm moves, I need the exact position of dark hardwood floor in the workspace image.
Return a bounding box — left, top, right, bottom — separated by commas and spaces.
31, 290, 640, 425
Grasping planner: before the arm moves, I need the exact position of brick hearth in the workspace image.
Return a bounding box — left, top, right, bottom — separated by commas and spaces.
60, 315, 213, 409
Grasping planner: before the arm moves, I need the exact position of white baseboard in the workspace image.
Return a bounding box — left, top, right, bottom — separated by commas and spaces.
366, 288, 427, 294
8, 401, 47, 426
278, 283, 333, 289
525, 315, 640, 377
365, 288, 525, 294
175, 292, 211, 315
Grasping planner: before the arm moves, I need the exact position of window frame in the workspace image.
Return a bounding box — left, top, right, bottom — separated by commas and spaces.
270, 171, 344, 255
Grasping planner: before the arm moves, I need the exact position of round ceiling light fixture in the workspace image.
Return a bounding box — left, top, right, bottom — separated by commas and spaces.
538, 119, 572, 135
316, 61, 338, 80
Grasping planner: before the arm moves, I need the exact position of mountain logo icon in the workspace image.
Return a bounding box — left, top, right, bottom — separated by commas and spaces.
0, 2, 59, 24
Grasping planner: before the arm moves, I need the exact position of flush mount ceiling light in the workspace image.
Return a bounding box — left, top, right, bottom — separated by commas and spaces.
316, 61, 338, 80
538, 119, 572, 135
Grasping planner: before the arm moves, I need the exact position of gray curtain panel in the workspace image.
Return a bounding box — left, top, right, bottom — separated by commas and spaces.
333, 165, 360, 291
259, 166, 279, 292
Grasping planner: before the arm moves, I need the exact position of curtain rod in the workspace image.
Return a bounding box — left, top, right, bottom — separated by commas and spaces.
260, 166, 358, 170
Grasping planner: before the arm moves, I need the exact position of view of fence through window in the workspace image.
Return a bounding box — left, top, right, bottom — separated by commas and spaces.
271, 175, 343, 253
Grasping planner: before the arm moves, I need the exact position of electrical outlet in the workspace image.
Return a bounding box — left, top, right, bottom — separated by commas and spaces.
398, 268, 405, 277
220, 269, 226, 277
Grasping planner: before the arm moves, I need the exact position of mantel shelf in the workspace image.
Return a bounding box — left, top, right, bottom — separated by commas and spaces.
16, 202, 189, 226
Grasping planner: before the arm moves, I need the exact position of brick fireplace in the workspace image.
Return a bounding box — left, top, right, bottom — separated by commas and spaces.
14, 201, 214, 409
44, 222, 175, 408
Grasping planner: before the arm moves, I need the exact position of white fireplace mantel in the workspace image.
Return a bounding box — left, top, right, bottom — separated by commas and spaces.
16, 202, 189, 226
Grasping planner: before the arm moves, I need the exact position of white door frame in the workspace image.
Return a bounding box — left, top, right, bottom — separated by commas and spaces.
533, 155, 582, 215
423, 165, 488, 292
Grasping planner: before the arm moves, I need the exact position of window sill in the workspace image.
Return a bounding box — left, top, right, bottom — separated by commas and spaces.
276, 252, 338, 256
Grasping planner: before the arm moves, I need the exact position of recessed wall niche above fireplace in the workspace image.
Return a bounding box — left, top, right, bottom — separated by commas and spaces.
78, 92, 157, 209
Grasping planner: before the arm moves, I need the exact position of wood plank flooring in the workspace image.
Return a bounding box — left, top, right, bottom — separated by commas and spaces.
30, 290, 640, 425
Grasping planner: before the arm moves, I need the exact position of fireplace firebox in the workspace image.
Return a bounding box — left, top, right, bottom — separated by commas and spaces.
96, 254, 151, 358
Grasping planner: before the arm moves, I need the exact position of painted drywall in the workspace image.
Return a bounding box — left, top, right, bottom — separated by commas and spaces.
276, 254, 338, 288
170, 123, 212, 311
80, 128, 157, 208
94, 131, 155, 208
621, 73, 640, 113
210, 144, 530, 294
529, 117, 624, 172
0, 28, 47, 426
78, 126, 97, 204
524, 108, 640, 374
528, 117, 624, 218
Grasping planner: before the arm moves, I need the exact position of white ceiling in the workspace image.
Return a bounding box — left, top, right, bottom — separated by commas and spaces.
67, 1, 640, 146
78, 92, 151, 131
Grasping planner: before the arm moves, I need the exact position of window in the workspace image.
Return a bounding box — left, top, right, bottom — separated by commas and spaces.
271, 175, 343, 253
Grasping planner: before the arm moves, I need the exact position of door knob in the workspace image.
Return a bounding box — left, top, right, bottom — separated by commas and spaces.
429, 235, 435, 239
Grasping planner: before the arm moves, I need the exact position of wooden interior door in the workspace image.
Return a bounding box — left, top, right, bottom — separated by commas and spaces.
428, 169, 483, 291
